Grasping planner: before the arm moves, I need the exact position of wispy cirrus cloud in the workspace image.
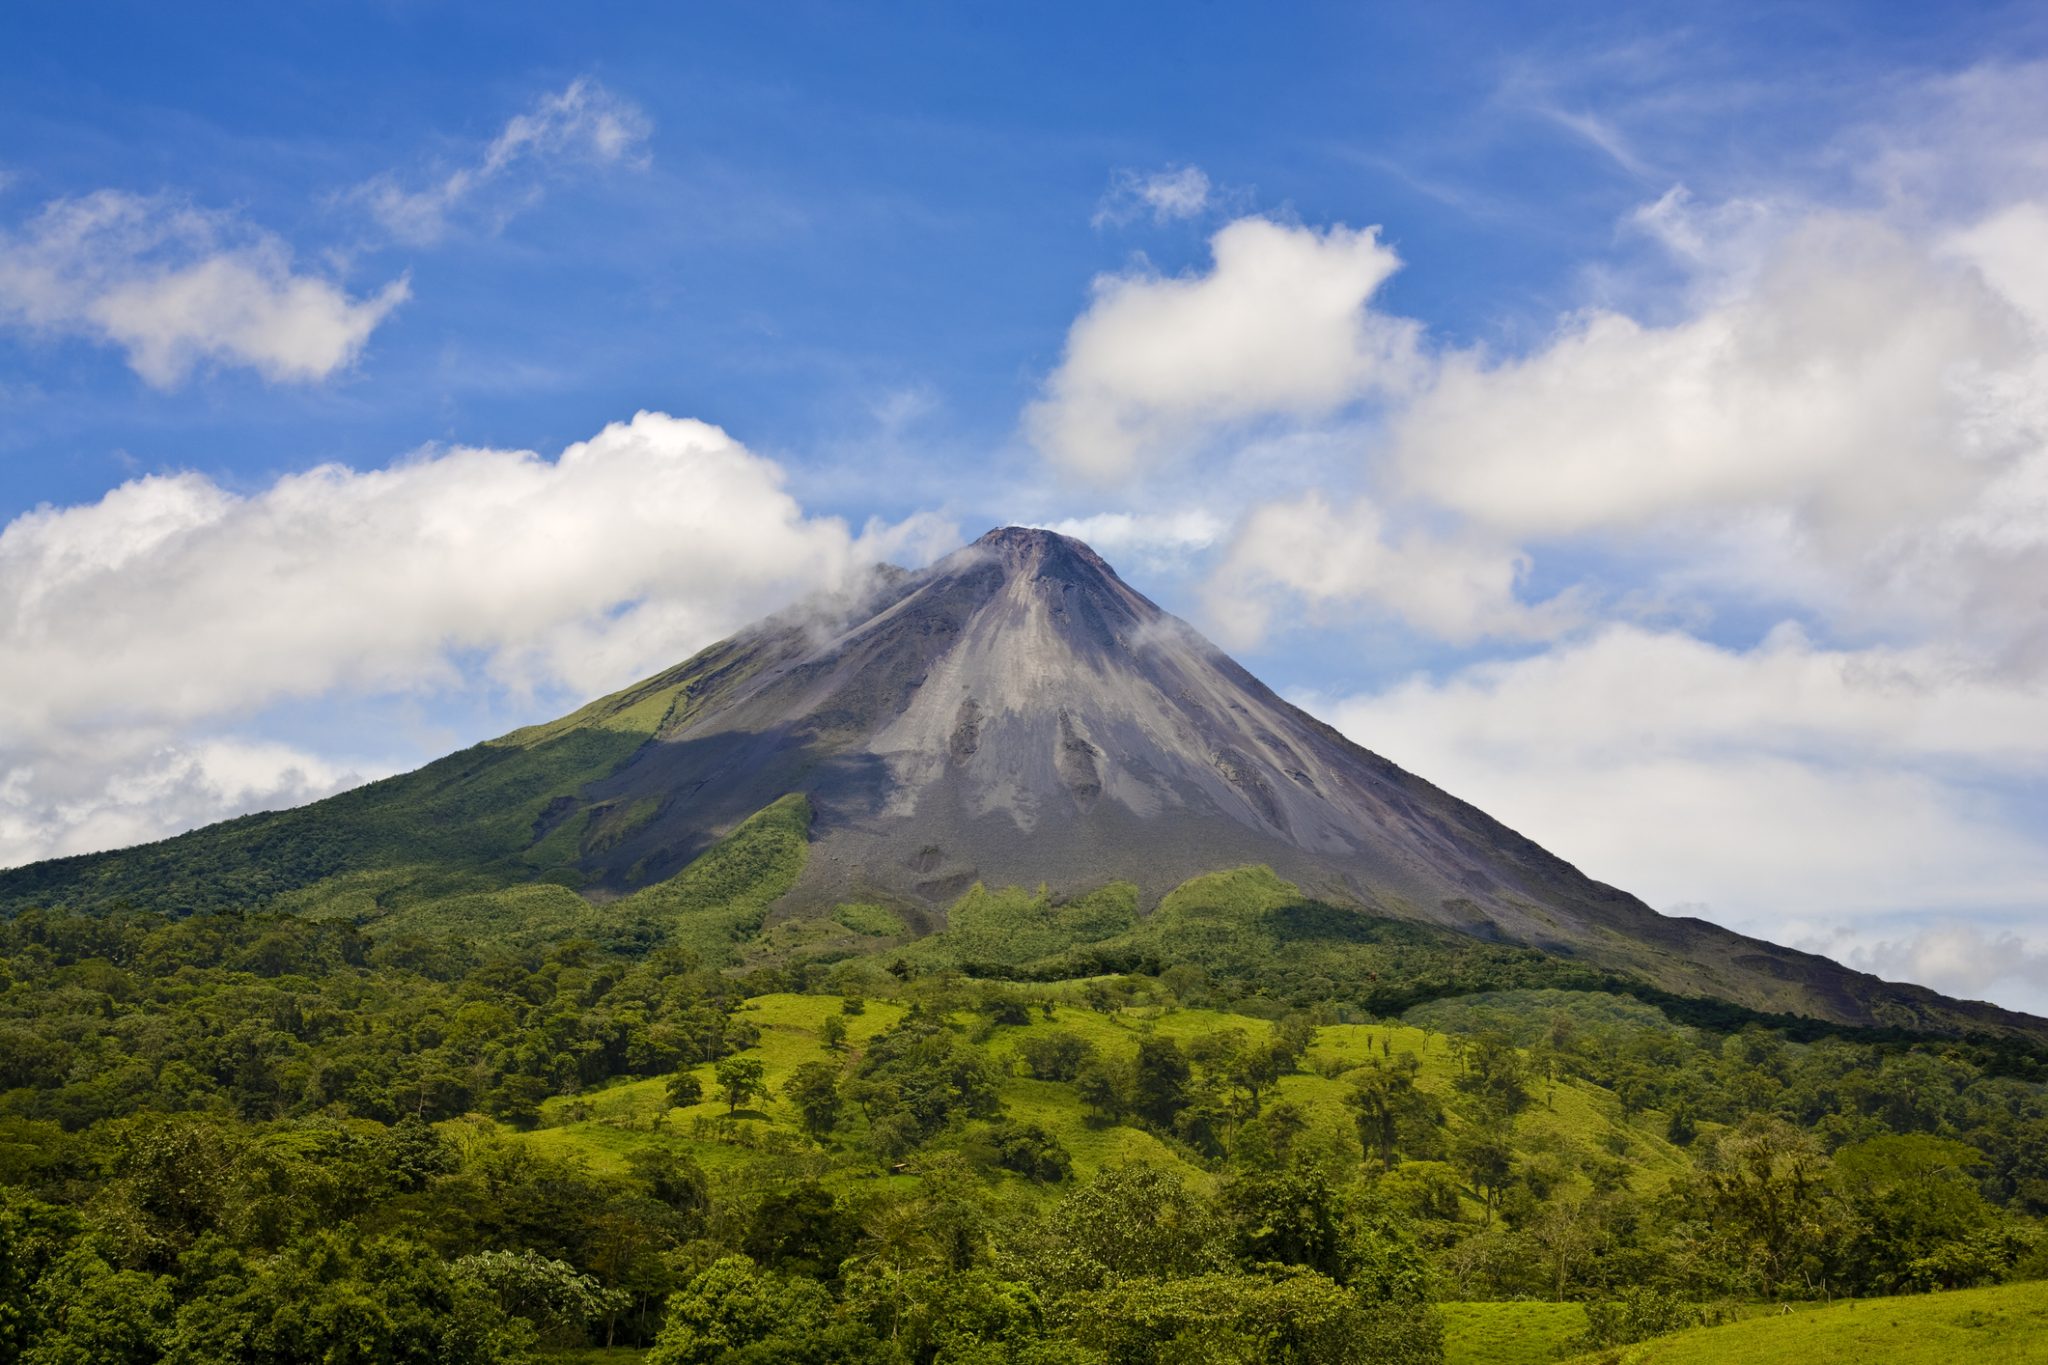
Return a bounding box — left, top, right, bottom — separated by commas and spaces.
0, 190, 408, 387
352, 77, 653, 245
1092, 164, 1216, 227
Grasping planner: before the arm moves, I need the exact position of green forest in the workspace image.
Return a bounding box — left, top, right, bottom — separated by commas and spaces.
3, 806, 2047, 1363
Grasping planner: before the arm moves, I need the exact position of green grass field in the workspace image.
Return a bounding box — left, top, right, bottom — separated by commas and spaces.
1442, 1302, 1591, 1365
1557, 1281, 2048, 1365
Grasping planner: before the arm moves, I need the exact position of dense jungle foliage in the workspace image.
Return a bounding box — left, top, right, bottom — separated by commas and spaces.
3, 893, 2047, 1363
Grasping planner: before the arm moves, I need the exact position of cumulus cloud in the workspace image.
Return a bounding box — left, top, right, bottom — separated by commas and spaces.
1305, 625, 2048, 928
0, 735, 380, 869
1203, 492, 1576, 647
1396, 200, 2039, 542
354, 77, 652, 244
1385, 190, 2048, 672
0, 411, 950, 865
1027, 217, 1421, 479
1093, 164, 1214, 227
1833, 922, 2048, 1013
1856, 61, 2048, 217
0, 411, 940, 734
0, 191, 407, 386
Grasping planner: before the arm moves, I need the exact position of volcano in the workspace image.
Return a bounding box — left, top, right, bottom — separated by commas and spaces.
6, 526, 2042, 1041
567, 527, 1667, 934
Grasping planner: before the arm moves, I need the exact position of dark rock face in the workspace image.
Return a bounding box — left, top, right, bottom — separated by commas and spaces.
561, 527, 2037, 1037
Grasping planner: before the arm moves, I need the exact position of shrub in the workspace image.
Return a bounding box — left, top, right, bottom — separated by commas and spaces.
989, 1121, 1073, 1183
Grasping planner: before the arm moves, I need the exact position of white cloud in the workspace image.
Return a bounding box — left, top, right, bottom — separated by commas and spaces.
1202, 492, 1576, 647
0, 735, 380, 869
0, 191, 407, 386
1027, 217, 1420, 479
1855, 61, 2048, 218
1304, 626, 2048, 931
1093, 164, 1214, 227
1036, 509, 1226, 565
1396, 205, 2036, 544
1832, 922, 2048, 1014
1383, 190, 2048, 673
355, 77, 652, 245
0, 411, 950, 865
1045, 187, 2048, 663
0, 411, 940, 734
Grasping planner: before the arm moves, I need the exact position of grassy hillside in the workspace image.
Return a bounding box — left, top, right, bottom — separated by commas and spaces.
268, 792, 810, 960
501, 989, 1693, 1221
1442, 1302, 1590, 1365
1558, 1281, 2048, 1363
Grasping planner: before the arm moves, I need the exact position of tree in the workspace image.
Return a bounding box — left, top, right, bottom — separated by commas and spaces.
1019, 1031, 1095, 1082
743, 1182, 860, 1281
783, 1061, 843, 1139
1345, 1056, 1435, 1170
716, 1056, 766, 1115
1066, 1268, 1443, 1365
986, 1120, 1072, 1182
1682, 1116, 1834, 1297
1830, 1134, 2006, 1293
18, 1250, 172, 1365
844, 1019, 999, 1149
1452, 1032, 1528, 1117
843, 1266, 1042, 1364
0, 1191, 81, 1362
177, 1229, 535, 1365
1526, 1197, 1605, 1302
453, 1248, 628, 1348
648, 1256, 832, 1365
820, 1015, 848, 1051
625, 1148, 710, 1220
1073, 1057, 1130, 1123
1450, 1115, 1517, 1227
666, 1069, 705, 1109
1227, 1040, 1288, 1113
1132, 1037, 1192, 1127
1272, 1013, 1318, 1068
1223, 1166, 1347, 1277
1044, 1164, 1226, 1287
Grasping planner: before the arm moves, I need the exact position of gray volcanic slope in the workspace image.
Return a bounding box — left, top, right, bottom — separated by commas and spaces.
565, 527, 2033, 1037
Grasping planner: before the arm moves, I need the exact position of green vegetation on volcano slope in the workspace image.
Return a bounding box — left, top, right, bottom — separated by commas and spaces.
272, 793, 812, 964
0, 724, 650, 916
888, 871, 2048, 1076
0, 638, 771, 919
904, 868, 1662, 1017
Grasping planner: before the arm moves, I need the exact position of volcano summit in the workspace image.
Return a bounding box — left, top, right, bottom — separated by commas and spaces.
5, 526, 2042, 1042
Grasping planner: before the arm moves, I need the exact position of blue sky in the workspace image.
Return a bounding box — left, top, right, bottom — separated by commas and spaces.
6, 1, 2048, 1011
